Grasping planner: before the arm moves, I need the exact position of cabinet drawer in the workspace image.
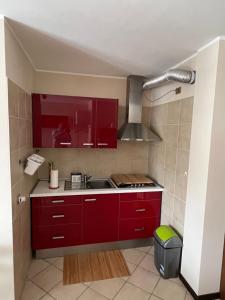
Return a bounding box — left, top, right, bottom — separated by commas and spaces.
120, 200, 161, 219
32, 224, 82, 249
32, 195, 83, 207
119, 217, 160, 240
120, 192, 161, 202
32, 205, 82, 226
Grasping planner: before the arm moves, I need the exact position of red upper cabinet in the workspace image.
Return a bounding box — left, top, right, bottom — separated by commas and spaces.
95, 98, 118, 148
74, 97, 96, 148
32, 94, 75, 148
32, 94, 118, 148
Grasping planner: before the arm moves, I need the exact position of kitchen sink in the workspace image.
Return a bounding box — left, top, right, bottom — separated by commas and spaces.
64, 178, 115, 190
86, 179, 114, 189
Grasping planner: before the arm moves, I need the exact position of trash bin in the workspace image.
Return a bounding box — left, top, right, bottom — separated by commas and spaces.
154, 225, 182, 279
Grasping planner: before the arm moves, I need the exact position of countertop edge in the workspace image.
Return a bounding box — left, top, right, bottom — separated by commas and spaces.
30, 180, 164, 198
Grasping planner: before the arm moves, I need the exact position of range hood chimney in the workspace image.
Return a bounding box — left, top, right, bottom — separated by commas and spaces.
118, 75, 161, 142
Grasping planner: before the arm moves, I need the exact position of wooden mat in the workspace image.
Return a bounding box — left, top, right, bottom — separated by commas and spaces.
63, 250, 130, 285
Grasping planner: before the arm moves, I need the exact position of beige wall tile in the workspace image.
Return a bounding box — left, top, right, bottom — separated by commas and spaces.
148, 98, 193, 235
18, 89, 26, 119
178, 123, 192, 151
8, 80, 37, 300
164, 168, 176, 193
165, 125, 179, 147
150, 103, 168, 125
175, 172, 188, 201
180, 97, 193, 123
173, 198, 186, 227
167, 100, 181, 124
165, 144, 177, 170
9, 117, 19, 152
8, 79, 19, 117
176, 149, 189, 174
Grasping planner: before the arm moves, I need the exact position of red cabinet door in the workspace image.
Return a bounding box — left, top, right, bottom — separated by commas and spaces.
120, 200, 161, 219
95, 98, 118, 148
32, 94, 75, 148
119, 217, 160, 241
83, 194, 119, 244
74, 97, 96, 148
32, 223, 82, 249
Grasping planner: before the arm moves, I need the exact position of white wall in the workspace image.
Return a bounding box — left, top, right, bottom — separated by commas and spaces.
181, 39, 225, 295
0, 17, 15, 300
4, 21, 34, 93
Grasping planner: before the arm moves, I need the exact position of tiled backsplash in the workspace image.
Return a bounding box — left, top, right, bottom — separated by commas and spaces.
148, 97, 193, 235
38, 141, 149, 179
8, 80, 37, 300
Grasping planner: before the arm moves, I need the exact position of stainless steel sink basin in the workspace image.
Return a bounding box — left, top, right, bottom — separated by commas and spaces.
86, 179, 114, 189
64, 178, 115, 190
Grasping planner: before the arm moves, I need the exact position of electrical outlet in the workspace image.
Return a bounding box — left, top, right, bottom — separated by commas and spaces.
175, 87, 181, 94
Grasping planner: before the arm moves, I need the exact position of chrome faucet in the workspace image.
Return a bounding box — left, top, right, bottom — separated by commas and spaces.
82, 174, 92, 184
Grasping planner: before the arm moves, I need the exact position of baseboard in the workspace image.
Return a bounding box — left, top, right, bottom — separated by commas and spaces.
179, 274, 220, 300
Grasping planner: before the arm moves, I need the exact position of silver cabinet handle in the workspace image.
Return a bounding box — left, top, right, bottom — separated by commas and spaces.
60, 142, 72, 145
52, 235, 64, 240
83, 143, 94, 146
97, 143, 108, 146
134, 227, 145, 232
135, 208, 146, 212
52, 214, 64, 218
84, 198, 96, 202
51, 200, 64, 204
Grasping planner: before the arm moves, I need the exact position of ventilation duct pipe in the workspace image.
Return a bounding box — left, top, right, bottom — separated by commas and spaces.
143, 68, 196, 90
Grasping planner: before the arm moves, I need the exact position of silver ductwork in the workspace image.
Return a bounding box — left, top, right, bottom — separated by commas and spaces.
143, 68, 196, 90
118, 75, 161, 142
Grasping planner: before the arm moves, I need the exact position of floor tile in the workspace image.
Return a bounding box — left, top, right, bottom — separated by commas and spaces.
21, 280, 45, 300
185, 291, 194, 300
114, 282, 150, 300
91, 277, 125, 299
128, 266, 159, 293
79, 288, 108, 300
27, 259, 50, 279
169, 277, 185, 287
40, 294, 55, 300
45, 257, 59, 264
32, 265, 63, 292
51, 257, 63, 270
122, 248, 146, 265
149, 246, 155, 256
139, 254, 159, 275
149, 295, 162, 300
135, 246, 152, 253
126, 262, 137, 274
153, 278, 186, 300
49, 281, 87, 299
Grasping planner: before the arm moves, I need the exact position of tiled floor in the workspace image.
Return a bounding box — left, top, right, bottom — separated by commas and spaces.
21, 246, 194, 300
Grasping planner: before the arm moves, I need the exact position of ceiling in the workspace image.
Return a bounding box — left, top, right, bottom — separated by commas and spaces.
1, 0, 225, 77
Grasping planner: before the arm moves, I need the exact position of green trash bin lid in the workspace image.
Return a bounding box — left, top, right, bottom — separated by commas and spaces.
156, 225, 178, 242
154, 225, 182, 248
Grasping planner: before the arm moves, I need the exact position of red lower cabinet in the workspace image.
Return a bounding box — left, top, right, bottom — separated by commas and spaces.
119, 217, 160, 240
32, 224, 82, 249
31, 192, 161, 250
83, 194, 119, 244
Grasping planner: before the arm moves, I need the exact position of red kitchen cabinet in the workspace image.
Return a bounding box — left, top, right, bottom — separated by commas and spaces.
119, 217, 160, 240
95, 98, 118, 148
32, 94, 76, 148
32, 196, 83, 250
32, 223, 82, 249
32, 94, 118, 148
83, 194, 119, 244
31, 192, 161, 251
74, 97, 96, 148
120, 199, 161, 219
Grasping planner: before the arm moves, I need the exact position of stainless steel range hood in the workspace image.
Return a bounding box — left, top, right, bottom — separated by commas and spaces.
118, 75, 161, 142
